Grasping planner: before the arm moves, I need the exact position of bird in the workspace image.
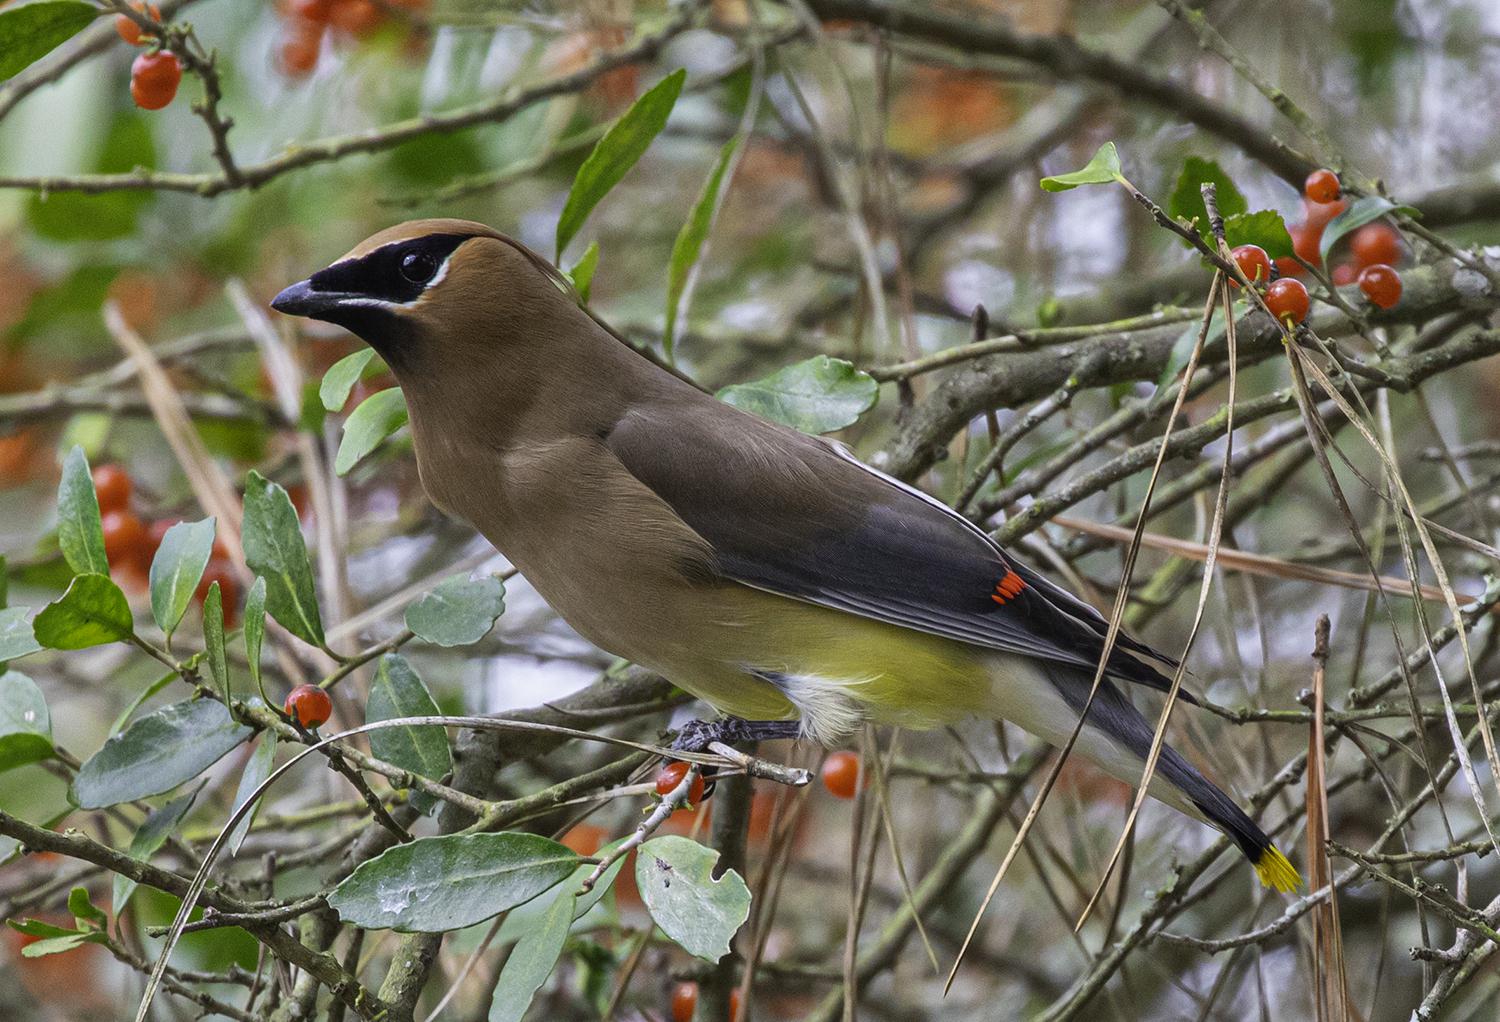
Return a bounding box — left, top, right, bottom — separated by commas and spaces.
271, 218, 1299, 893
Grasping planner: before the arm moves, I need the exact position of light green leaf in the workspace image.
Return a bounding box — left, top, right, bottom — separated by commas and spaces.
488, 887, 575, 1022
33, 573, 133, 650
242, 472, 324, 647
367, 655, 452, 813
56, 445, 106, 576
555, 68, 687, 258
328, 832, 578, 932
113, 785, 202, 914
664, 136, 741, 362
0, 671, 52, 772
148, 518, 215, 638
68, 886, 107, 928
565, 241, 600, 303
635, 835, 750, 961
716, 355, 878, 434
319, 349, 376, 412
1166, 156, 1248, 232
20, 929, 107, 958
202, 583, 228, 700
1222, 209, 1294, 260
1039, 142, 1123, 192
72, 699, 251, 809
227, 732, 276, 854
335, 388, 408, 476
0, 1, 97, 82
0, 607, 42, 662
244, 576, 267, 699
404, 575, 505, 648
1319, 195, 1417, 261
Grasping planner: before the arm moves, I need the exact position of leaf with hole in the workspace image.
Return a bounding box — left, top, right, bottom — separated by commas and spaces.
635, 835, 750, 961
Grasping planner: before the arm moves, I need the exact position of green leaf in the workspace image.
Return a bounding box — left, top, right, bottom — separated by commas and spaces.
0, 607, 42, 662
227, 733, 276, 854
1222, 209, 1294, 260
0, 671, 51, 772
148, 518, 215, 638
20, 929, 107, 958
328, 832, 578, 932
488, 887, 575, 1022
56, 445, 107, 576
565, 241, 600, 303
1319, 195, 1416, 261
635, 835, 750, 962
72, 699, 251, 809
113, 785, 201, 914
1039, 142, 1123, 192
33, 573, 133, 650
499, 838, 626, 942
664, 136, 741, 362
68, 886, 107, 928
555, 68, 687, 258
366, 655, 452, 812
0, 1, 97, 82
319, 349, 376, 412
716, 355, 878, 434
244, 576, 266, 699
28, 111, 155, 241
202, 583, 228, 700
404, 575, 505, 648
242, 472, 324, 648
335, 388, 408, 476
1166, 156, 1248, 234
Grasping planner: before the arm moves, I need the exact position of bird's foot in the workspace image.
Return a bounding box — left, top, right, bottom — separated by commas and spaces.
669, 717, 802, 753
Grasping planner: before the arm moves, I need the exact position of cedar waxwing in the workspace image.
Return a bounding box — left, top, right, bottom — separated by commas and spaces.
271, 219, 1299, 892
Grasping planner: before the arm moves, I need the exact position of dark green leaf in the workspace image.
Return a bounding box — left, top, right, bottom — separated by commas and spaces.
72, 699, 251, 809
0, 1, 97, 82
33, 573, 133, 650
56, 445, 106, 576
68, 886, 106, 928
319, 349, 376, 412
244, 576, 266, 699
0, 607, 42, 662
328, 832, 578, 932
1319, 195, 1417, 261
1223, 209, 1294, 260
202, 583, 228, 700
227, 733, 276, 854
488, 887, 575, 1022
404, 575, 505, 648
635, 835, 750, 961
716, 355, 878, 434
367, 655, 452, 811
114, 785, 202, 914
335, 388, 408, 476
664, 136, 740, 361
0, 671, 52, 771
565, 241, 600, 303
242, 472, 324, 648
1167, 156, 1248, 233
1039, 142, 1123, 192
149, 518, 215, 638
555, 68, 687, 258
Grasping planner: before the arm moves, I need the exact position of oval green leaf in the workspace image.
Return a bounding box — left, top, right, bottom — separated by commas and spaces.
565, 241, 600, 303
0, 607, 42, 662
1319, 195, 1417, 262
404, 575, 505, 648
0, 1, 97, 82
319, 348, 376, 412
635, 835, 751, 962
335, 387, 409, 476
716, 355, 878, 434
228, 732, 276, 854
488, 887, 575, 1022
242, 471, 325, 647
56, 445, 106, 576
1039, 141, 1123, 192
328, 832, 578, 932
244, 576, 267, 698
148, 518, 216, 637
202, 582, 228, 700
33, 573, 133, 650
72, 699, 252, 809
0, 670, 52, 771
366, 655, 452, 810
113, 784, 202, 914
1166, 155, 1248, 231
664, 135, 741, 361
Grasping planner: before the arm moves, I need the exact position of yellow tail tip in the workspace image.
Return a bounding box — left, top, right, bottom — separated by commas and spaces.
1254, 844, 1301, 893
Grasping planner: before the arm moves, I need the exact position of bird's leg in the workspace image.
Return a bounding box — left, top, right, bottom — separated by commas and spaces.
670, 717, 802, 753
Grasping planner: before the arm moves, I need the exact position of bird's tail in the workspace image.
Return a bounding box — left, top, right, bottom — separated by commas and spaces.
1039, 663, 1301, 893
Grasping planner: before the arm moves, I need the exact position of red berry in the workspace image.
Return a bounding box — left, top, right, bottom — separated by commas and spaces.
731, 989, 742, 1021
1350, 222, 1402, 269
1303, 168, 1340, 205
196, 559, 241, 627
115, 2, 160, 46
284, 684, 332, 728
671, 982, 698, 1022
91, 464, 132, 514
1357, 264, 1402, 310
328, 0, 383, 36
1303, 197, 1348, 231
1289, 222, 1322, 269
278, 24, 323, 78
289, 0, 335, 22
1229, 244, 1271, 289
101, 509, 147, 568
820, 750, 863, 799
656, 761, 705, 806
1264, 278, 1310, 326
1330, 263, 1357, 287
130, 50, 182, 110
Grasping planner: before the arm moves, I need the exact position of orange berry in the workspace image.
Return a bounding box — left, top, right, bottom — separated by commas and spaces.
1357, 264, 1402, 310
130, 49, 182, 110
1228, 244, 1270, 289
1303, 168, 1340, 204
730, 988, 742, 1021
560, 823, 605, 857
284, 684, 332, 728
1289, 221, 1322, 269
820, 750, 863, 799
671, 982, 698, 1022
278, 24, 322, 78
196, 559, 240, 627
101, 509, 148, 568
91, 464, 132, 514
289, 0, 334, 22
1350, 222, 1402, 269
328, 0, 383, 36
1265, 278, 1310, 326
115, 2, 160, 46
656, 761, 706, 806
1303, 196, 1348, 231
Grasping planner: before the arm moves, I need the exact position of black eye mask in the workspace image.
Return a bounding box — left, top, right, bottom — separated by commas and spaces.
309, 233, 470, 305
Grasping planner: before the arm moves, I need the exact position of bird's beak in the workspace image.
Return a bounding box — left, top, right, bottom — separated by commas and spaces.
271, 278, 355, 319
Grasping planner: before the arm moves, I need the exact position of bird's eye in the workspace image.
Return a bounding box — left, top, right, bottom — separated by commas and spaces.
399, 251, 438, 284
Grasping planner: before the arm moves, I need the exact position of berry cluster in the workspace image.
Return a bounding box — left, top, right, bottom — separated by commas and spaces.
116, 4, 182, 111
1282, 169, 1406, 309
276, 0, 428, 79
